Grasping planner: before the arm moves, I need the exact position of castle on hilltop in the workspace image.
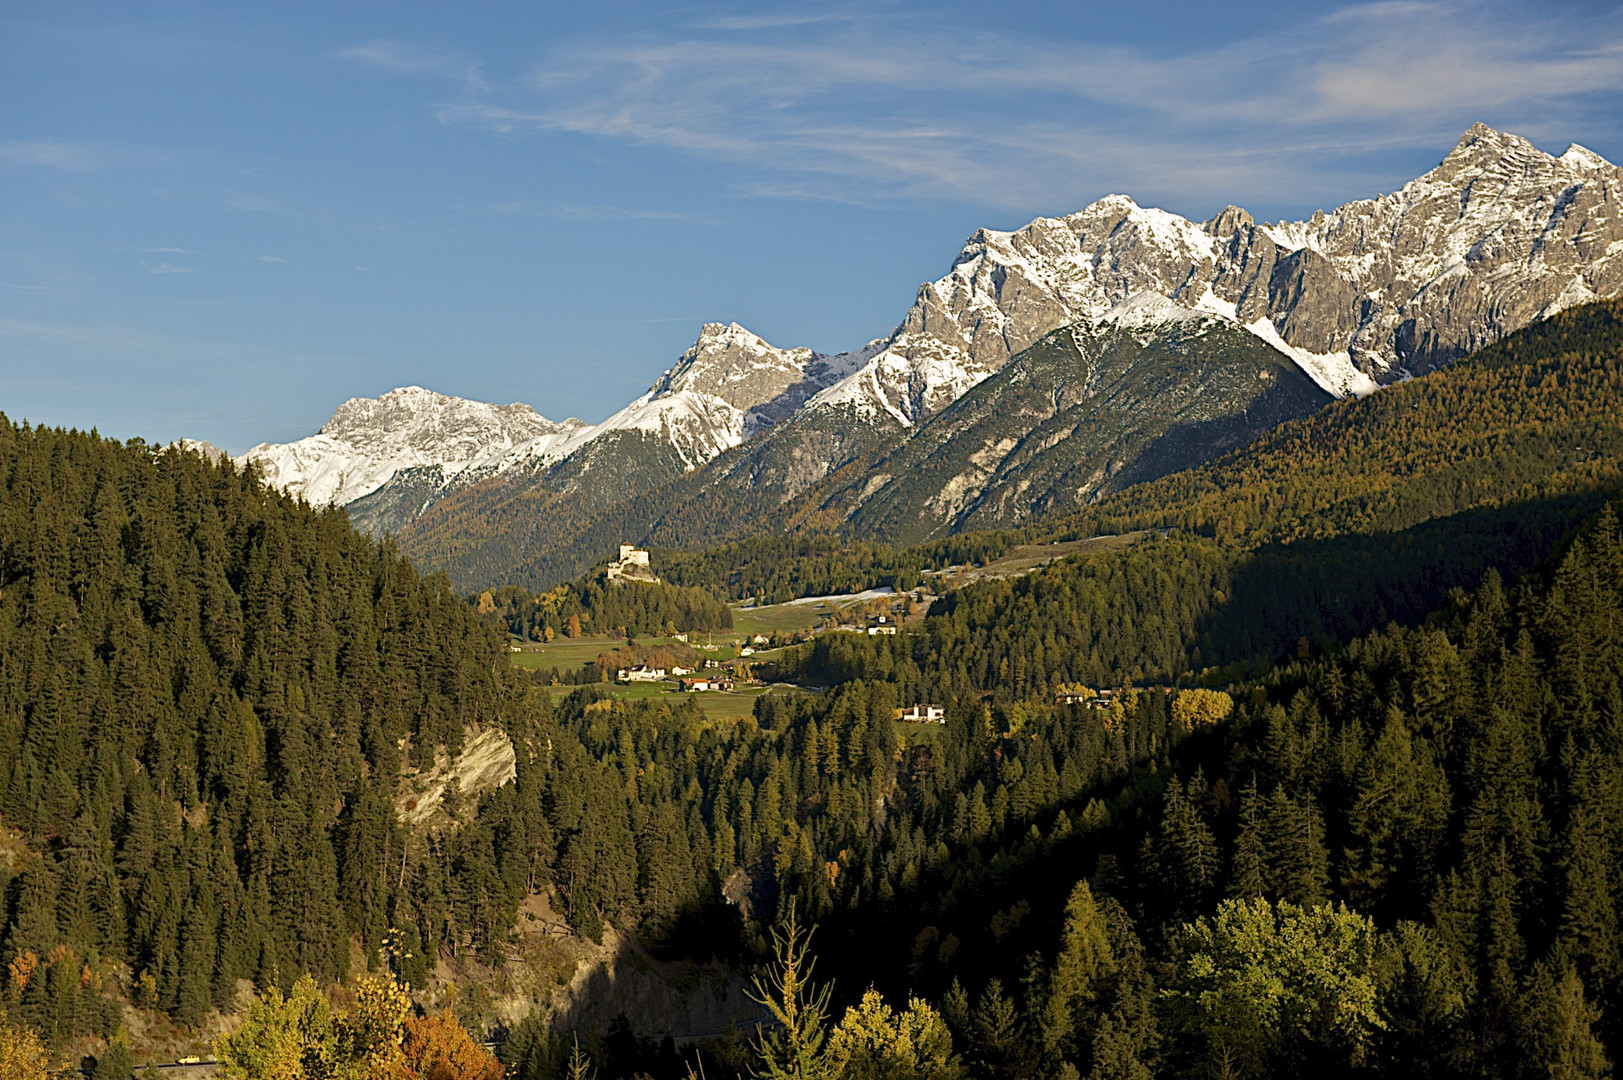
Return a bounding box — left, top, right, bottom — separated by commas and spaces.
606, 544, 659, 583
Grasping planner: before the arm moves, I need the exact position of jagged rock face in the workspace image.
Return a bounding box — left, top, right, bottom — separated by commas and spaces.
585, 322, 875, 471
238, 386, 586, 508
1251, 123, 1623, 371
813, 123, 1623, 421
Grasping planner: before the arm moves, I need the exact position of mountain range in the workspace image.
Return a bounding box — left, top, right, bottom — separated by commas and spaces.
237, 124, 1623, 590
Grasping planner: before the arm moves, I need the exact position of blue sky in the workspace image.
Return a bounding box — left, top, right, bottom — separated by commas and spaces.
4, 0, 1622, 452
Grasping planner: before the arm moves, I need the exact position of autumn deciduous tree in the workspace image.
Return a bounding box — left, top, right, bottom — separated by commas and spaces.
828, 989, 961, 1080
1163, 898, 1383, 1075
751, 908, 836, 1080
1171, 689, 1234, 731
216, 973, 496, 1080
401, 1013, 504, 1080
0, 1011, 51, 1080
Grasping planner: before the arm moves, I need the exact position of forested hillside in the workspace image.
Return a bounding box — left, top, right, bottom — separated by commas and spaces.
476, 577, 733, 641
1057, 297, 1623, 547
687, 300, 1623, 681
0, 420, 528, 1044
493, 490, 1623, 1080
6, 300, 1623, 1080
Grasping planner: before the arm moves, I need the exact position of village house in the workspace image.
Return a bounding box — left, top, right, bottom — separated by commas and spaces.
617, 665, 666, 682
898, 704, 947, 724
681, 676, 734, 693
867, 615, 898, 636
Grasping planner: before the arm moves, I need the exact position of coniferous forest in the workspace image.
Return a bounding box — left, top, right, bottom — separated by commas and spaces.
3, 301, 1623, 1078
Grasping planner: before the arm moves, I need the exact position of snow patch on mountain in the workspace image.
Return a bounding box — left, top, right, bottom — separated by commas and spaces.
1242, 318, 1380, 398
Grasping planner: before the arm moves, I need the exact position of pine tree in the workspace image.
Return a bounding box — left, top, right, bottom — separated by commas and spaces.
749, 907, 834, 1080
1041, 880, 1114, 1063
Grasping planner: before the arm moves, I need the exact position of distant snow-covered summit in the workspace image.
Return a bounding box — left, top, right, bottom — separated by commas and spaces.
238, 323, 876, 512
238, 386, 587, 508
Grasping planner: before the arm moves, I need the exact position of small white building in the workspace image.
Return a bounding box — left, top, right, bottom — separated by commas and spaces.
617, 665, 666, 682
899, 704, 947, 724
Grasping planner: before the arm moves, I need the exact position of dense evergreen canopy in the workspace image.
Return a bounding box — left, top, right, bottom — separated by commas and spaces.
5, 300, 1623, 1079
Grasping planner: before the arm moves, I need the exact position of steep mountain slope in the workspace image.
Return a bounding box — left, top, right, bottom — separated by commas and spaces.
417, 303, 1329, 589
641, 299, 1623, 621
810, 122, 1622, 426
819, 299, 1334, 545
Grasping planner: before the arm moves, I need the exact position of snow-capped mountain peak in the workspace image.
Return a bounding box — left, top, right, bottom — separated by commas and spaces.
805, 123, 1621, 426
239, 386, 585, 508
240, 124, 1623, 553
568, 320, 879, 470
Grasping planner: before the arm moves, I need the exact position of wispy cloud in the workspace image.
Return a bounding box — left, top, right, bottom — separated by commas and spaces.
335, 40, 488, 93
0, 282, 71, 297
480, 200, 702, 223
147, 262, 193, 275
686, 11, 865, 31
354, 2, 1623, 215
0, 140, 99, 171
129, 246, 288, 265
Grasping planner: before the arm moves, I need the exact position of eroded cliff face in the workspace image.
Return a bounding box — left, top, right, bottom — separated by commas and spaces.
545, 926, 758, 1042
393, 748, 758, 1043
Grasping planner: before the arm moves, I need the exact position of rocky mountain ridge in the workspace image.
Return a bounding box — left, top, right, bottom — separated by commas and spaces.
236, 125, 1623, 582
808, 123, 1622, 426
240, 323, 876, 514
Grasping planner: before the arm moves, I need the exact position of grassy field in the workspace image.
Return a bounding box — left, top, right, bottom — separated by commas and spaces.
895, 720, 947, 749
925, 531, 1151, 589
732, 587, 902, 638
508, 633, 734, 671
509, 637, 617, 671
508, 584, 912, 676
732, 602, 833, 638
539, 680, 818, 723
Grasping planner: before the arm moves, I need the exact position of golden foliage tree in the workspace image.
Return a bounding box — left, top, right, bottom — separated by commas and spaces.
828, 989, 961, 1080
0, 1012, 51, 1080
1171, 688, 1234, 731
401, 1012, 504, 1080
